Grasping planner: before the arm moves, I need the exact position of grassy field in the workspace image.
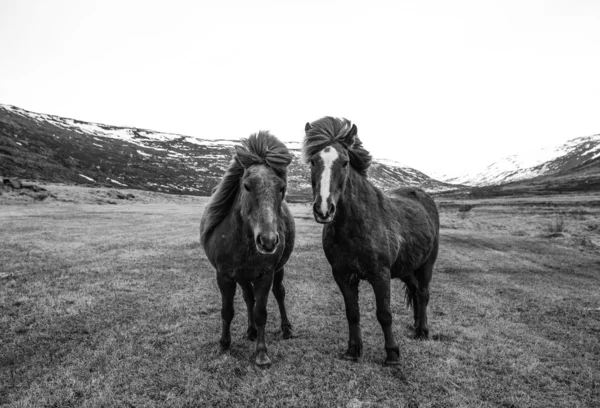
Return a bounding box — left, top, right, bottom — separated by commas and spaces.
1, 189, 599, 407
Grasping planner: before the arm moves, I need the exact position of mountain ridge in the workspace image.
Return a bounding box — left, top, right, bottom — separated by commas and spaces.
0, 104, 458, 201
440, 134, 600, 187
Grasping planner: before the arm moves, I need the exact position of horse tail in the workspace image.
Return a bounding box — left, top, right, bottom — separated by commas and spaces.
404, 283, 414, 309
402, 275, 418, 309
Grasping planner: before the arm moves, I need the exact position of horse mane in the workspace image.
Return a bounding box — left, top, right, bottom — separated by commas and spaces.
200, 131, 293, 245
302, 116, 372, 176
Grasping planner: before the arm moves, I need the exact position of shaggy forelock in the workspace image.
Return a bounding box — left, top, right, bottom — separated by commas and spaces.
302, 117, 372, 176
302, 117, 354, 163
236, 131, 293, 179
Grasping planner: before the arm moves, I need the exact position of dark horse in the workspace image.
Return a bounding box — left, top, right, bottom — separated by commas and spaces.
303, 117, 439, 366
200, 131, 295, 367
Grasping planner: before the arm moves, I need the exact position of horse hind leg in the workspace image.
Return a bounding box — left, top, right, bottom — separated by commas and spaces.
240, 282, 257, 341
216, 275, 237, 353
414, 239, 438, 339
272, 268, 292, 339
414, 264, 434, 339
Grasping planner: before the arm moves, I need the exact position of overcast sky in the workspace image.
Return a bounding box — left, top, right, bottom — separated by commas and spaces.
1, 0, 599, 177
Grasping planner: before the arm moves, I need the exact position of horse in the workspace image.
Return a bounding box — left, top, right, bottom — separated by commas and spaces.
200, 131, 295, 367
302, 117, 439, 366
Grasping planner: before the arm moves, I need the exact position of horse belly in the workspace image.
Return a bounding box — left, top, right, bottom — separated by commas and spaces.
390, 234, 436, 279
323, 240, 389, 282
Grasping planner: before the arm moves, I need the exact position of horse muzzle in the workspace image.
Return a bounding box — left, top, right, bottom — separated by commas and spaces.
255, 232, 280, 255
313, 202, 336, 224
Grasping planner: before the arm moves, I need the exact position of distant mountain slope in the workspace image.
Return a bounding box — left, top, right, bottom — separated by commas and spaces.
0, 104, 457, 200
441, 134, 600, 187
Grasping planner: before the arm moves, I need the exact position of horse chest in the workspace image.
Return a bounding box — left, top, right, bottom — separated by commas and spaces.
206, 232, 281, 279
323, 224, 397, 279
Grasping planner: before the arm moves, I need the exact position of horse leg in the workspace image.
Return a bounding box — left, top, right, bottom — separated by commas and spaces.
253, 273, 274, 367
414, 265, 433, 339
371, 275, 400, 366
240, 282, 257, 341
272, 268, 292, 339
402, 275, 420, 330
334, 274, 362, 360
216, 275, 236, 353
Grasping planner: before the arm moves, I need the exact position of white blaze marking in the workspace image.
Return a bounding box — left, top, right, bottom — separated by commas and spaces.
265, 205, 276, 225
319, 147, 339, 215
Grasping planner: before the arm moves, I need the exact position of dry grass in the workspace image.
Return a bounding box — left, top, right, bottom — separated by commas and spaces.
1, 192, 599, 407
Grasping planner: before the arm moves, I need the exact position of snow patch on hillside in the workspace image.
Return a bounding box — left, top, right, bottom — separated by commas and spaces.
108, 178, 127, 186
374, 158, 410, 169
79, 174, 95, 182
441, 134, 600, 186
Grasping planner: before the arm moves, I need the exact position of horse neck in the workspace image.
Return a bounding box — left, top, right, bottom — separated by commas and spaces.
336, 168, 379, 223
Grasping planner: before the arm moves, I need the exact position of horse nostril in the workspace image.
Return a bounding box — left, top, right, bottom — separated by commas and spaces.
257, 233, 278, 252
329, 203, 336, 215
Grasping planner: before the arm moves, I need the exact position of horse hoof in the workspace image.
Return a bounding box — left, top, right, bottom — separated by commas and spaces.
247, 327, 257, 341
282, 327, 293, 339
341, 352, 359, 362
255, 352, 272, 367
384, 353, 401, 366
341, 344, 362, 361
415, 328, 429, 340
383, 346, 400, 366
218, 341, 231, 354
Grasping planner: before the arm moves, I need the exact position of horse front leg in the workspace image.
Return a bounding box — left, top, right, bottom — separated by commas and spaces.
370, 274, 400, 366
216, 274, 236, 354
272, 268, 292, 339
253, 272, 274, 367
240, 282, 257, 341
333, 274, 362, 361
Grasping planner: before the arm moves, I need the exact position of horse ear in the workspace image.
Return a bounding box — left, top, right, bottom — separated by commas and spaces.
344, 124, 357, 148
234, 146, 247, 168
305, 122, 311, 132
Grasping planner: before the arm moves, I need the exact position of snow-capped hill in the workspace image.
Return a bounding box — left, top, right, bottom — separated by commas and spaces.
441, 134, 600, 186
2, 104, 237, 148
0, 104, 458, 199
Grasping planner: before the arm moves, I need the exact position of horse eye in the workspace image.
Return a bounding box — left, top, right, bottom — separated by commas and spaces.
243, 183, 250, 192
342, 161, 349, 168
310, 160, 315, 166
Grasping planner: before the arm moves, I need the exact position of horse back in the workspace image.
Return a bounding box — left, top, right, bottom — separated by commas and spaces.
387, 187, 439, 276
389, 187, 439, 232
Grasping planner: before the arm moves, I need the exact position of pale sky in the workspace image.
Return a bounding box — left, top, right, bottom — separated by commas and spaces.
1, 0, 599, 177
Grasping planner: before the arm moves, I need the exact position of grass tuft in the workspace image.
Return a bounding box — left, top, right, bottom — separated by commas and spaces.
546, 214, 566, 234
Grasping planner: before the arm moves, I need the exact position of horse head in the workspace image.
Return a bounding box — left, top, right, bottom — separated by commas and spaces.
235, 133, 292, 254
239, 164, 287, 254
303, 119, 358, 223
